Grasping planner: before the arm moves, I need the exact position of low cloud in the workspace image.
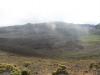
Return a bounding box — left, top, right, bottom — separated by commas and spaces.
0, 0, 100, 26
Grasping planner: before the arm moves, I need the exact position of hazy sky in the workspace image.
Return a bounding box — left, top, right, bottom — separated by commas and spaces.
0, 0, 100, 26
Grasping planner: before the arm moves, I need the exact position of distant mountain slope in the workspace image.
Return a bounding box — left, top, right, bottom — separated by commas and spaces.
95, 23, 100, 29
0, 22, 96, 57
0, 22, 91, 38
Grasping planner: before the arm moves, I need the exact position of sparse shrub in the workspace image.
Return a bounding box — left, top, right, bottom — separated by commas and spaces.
89, 62, 100, 69
23, 61, 32, 67
0, 63, 31, 75
10, 66, 31, 75
53, 63, 58, 67
37, 59, 42, 61
94, 63, 100, 69
0, 68, 6, 73
10, 67, 22, 75
22, 68, 30, 75
89, 63, 94, 69
0, 63, 14, 73
52, 65, 69, 75
60, 61, 67, 65
47, 63, 53, 66
80, 60, 85, 62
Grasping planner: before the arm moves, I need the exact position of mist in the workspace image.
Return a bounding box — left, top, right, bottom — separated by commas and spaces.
0, 22, 90, 39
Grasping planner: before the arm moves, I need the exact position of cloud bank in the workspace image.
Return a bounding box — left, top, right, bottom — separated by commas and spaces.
0, 0, 100, 26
